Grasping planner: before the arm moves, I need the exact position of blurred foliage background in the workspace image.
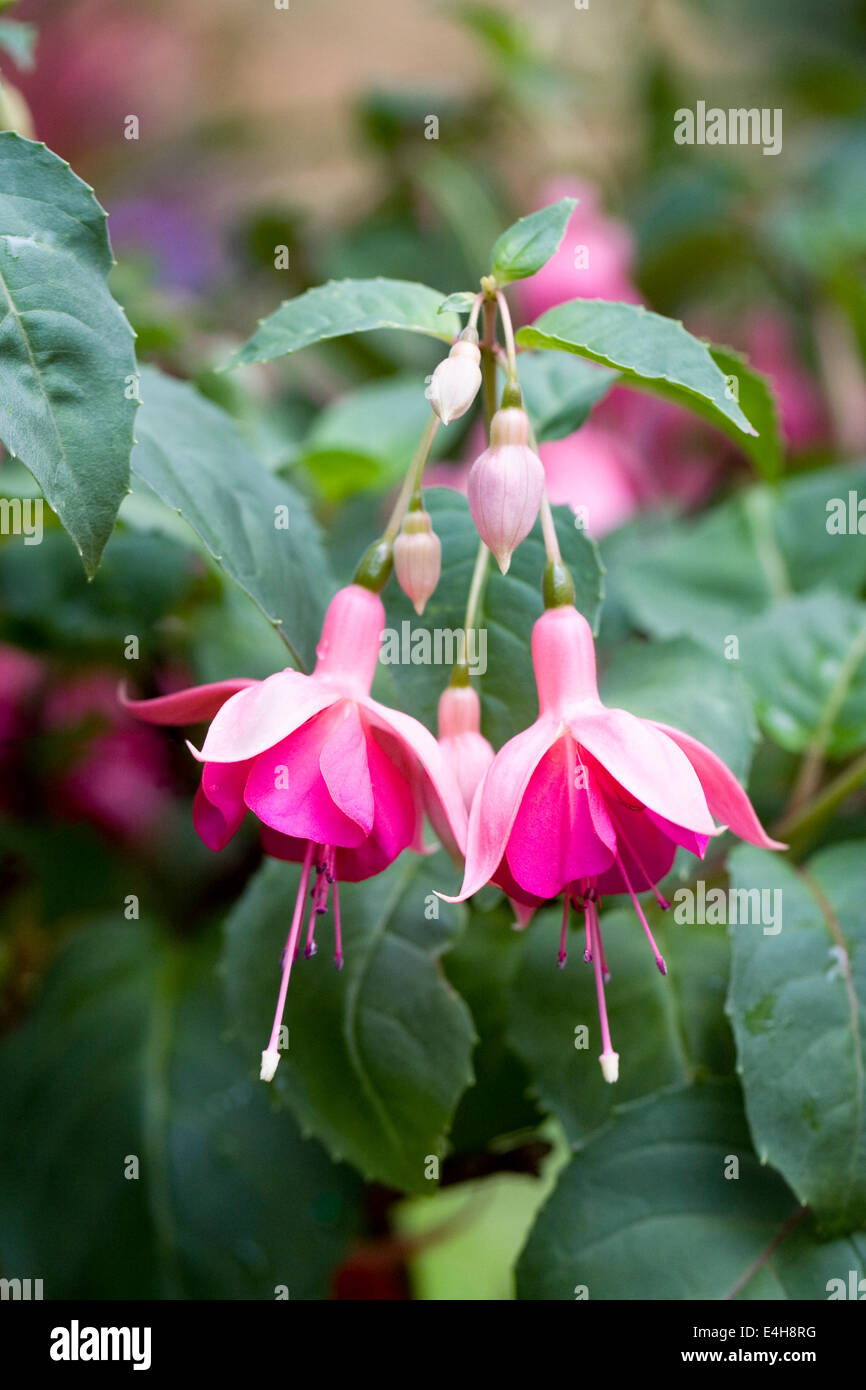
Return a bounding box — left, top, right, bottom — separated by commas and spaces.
0, 0, 865, 1300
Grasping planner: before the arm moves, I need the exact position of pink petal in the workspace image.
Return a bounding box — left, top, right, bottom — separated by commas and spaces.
572, 707, 716, 836
649, 722, 786, 850
442, 716, 560, 902
198, 669, 336, 763
505, 737, 616, 898
362, 696, 469, 856
193, 759, 252, 850
244, 708, 369, 848
121, 678, 256, 725
319, 704, 375, 834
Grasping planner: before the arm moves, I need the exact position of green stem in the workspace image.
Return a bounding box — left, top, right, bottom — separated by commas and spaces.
383, 412, 440, 543
774, 749, 866, 847
495, 289, 519, 385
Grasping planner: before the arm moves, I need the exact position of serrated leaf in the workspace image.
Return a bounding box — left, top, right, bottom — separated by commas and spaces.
379, 487, 604, 745
0, 923, 363, 1298
0, 132, 138, 575
518, 350, 619, 443
490, 197, 576, 286
131, 366, 333, 671
711, 345, 783, 480
728, 841, 866, 1235
517, 299, 757, 440
741, 591, 866, 758
516, 1083, 801, 1300
222, 853, 476, 1194
228, 278, 460, 367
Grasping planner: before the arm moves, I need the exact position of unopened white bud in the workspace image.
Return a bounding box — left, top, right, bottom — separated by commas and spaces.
467, 407, 544, 573
394, 507, 442, 615
428, 339, 482, 424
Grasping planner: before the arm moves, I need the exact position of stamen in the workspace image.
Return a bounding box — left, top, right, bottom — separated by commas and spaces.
615, 817, 671, 910
615, 849, 667, 975
261, 840, 316, 1082
588, 900, 618, 1083
558, 894, 569, 968
332, 880, 344, 971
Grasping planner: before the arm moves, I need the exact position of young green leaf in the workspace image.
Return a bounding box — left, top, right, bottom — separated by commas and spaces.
0, 133, 138, 576
228, 277, 461, 367
489, 197, 576, 286
517, 299, 758, 439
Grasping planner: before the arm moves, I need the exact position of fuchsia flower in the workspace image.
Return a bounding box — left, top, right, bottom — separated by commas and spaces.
125, 583, 467, 1081
467, 406, 545, 572
442, 603, 783, 1083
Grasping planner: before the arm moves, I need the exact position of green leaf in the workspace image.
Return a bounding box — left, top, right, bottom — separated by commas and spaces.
131, 365, 333, 671
600, 636, 757, 781
0, 133, 138, 575
710, 345, 783, 480
741, 592, 866, 759
515, 1083, 802, 1300
228, 278, 460, 367
489, 197, 576, 286
438, 291, 477, 315
612, 464, 866, 652
0, 922, 363, 1297
379, 488, 604, 745
222, 853, 476, 1194
0, 19, 36, 68
507, 905, 733, 1144
517, 299, 758, 440
298, 373, 439, 502
728, 841, 866, 1235
518, 350, 619, 443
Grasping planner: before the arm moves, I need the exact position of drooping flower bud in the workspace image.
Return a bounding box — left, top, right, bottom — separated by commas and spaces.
437, 682, 494, 813
467, 406, 544, 573
394, 507, 441, 616
428, 334, 482, 425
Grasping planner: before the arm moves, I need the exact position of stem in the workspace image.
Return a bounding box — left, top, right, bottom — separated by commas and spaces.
480, 297, 498, 433
467, 291, 483, 334
495, 290, 519, 384
774, 749, 866, 846
463, 537, 490, 636
383, 412, 440, 543
539, 493, 562, 564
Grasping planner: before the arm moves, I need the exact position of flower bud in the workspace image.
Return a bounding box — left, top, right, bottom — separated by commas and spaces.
394, 508, 441, 616
428, 338, 482, 424
467, 407, 544, 573
437, 683, 494, 813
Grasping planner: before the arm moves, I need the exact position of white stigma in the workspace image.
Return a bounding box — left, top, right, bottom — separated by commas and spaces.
600, 1050, 620, 1084
260, 1048, 281, 1083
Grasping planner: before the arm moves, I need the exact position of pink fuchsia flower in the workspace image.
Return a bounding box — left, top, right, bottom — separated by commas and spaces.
520, 178, 642, 324
428, 336, 482, 425
741, 311, 827, 452
124, 583, 468, 1081
437, 682, 494, 814
442, 603, 783, 1083
467, 406, 545, 573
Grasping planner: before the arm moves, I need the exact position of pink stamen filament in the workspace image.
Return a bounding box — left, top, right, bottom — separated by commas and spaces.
588, 900, 618, 1082
614, 816, 671, 909
265, 840, 316, 1058
615, 848, 667, 975
333, 880, 344, 970
558, 894, 569, 968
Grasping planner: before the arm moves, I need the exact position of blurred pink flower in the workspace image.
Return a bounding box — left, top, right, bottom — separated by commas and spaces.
742, 311, 827, 451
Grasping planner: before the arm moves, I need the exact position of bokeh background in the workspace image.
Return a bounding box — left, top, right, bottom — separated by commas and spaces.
1, 0, 865, 1299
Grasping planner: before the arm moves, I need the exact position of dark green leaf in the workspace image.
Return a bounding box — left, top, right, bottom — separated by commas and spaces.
516, 1083, 800, 1300
0, 922, 363, 1298
710, 345, 783, 480
222, 853, 476, 1194
518, 350, 619, 443
728, 842, 866, 1234
489, 197, 576, 286
131, 366, 333, 671
517, 299, 758, 439
228, 278, 460, 367
0, 133, 138, 575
